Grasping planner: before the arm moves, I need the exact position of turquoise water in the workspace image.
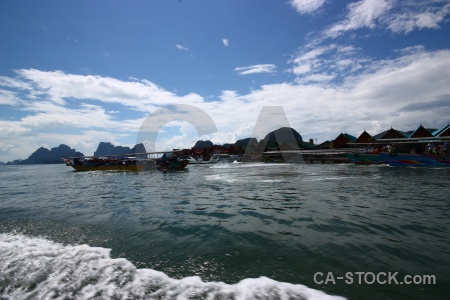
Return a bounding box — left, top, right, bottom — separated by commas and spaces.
0, 163, 449, 299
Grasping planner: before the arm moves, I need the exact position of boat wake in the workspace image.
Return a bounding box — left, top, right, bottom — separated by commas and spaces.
204, 173, 286, 183
209, 163, 287, 169
0, 233, 345, 300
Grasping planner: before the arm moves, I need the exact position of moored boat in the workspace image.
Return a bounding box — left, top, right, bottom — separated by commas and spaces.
378, 152, 450, 167
64, 153, 189, 172
346, 153, 382, 165
346, 125, 450, 167
347, 152, 450, 167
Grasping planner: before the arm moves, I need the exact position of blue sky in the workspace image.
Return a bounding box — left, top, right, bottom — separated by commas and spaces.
1, 0, 450, 161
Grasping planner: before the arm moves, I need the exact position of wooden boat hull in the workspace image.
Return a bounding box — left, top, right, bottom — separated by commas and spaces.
70, 164, 152, 172
378, 153, 450, 166
346, 153, 382, 164
66, 159, 189, 172
347, 153, 450, 166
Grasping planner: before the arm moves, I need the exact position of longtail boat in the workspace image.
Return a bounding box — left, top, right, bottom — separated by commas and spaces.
345, 153, 382, 165
346, 152, 450, 166
346, 135, 450, 167
63, 152, 189, 172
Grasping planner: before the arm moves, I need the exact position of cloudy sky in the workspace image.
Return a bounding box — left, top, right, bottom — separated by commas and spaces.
1, 0, 450, 162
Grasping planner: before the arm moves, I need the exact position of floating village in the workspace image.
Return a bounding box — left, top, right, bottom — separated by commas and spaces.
63, 123, 450, 171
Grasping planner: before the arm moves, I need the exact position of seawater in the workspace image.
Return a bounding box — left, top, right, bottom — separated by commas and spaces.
0, 163, 449, 300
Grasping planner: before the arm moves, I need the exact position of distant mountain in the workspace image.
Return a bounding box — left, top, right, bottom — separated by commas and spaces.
129, 143, 147, 158
235, 137, 258, 148
14, 144, 84, 165
3, 130, 314, 165
94, 142, 132, 156
130, 143, 146, 154
94, 142, 149, 158
264, 127, 303, 142
259, 127, 314, 150
193, 140, 213, 149
220, 138, 259, 153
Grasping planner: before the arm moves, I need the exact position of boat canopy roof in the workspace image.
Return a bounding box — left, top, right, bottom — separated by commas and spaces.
67, 151, 178, 159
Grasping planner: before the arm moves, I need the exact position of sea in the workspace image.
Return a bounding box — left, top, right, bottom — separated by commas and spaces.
0, 162, 449, 300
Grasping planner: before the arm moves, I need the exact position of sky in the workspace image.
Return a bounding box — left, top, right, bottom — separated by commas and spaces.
1, 0, 450, 162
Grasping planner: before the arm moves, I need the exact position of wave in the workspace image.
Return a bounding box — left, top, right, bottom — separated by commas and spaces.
209, 163, 288, 169
204, 174, 241, 182
204, 174, 286, 183
0, 233, 345, 300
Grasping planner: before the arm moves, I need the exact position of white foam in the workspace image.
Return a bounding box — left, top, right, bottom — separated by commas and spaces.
204, 174, 285, 183
209, 163, 288, 169
204, 174, 241, 182
0, 233, 346, 299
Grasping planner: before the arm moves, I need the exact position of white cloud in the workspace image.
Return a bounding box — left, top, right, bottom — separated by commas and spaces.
0, 143, 15, 155
0, 90, 22, 106
235, 64, 277, 75
289, 0, 327, 15
0, 75, 33, 90
3, 2, 450, 163
14, 69, 204, 109
290, 45, 331, 75
319, 0, 450, 40
175, 44, 189, 51
0, 70, 205, 161
290, 43, 367, 83
292, 64, 311, 75
387, 2, 450, 33
1, 49, 450, 161
20, 102, 117, 130
395, 45, 425, 55
300, 73, 336, 83
325, 0, 393, 38
219, 90, 239, 101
